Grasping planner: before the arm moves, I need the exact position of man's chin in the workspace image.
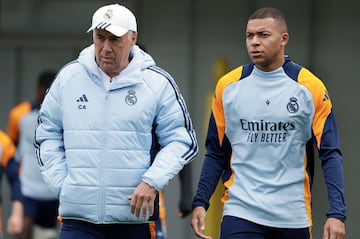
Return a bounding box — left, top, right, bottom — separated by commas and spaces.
251, 58, 265, 66
99, 63, 113, 71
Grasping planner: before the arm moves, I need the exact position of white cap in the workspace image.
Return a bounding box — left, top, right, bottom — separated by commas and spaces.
87, 4, 137, 37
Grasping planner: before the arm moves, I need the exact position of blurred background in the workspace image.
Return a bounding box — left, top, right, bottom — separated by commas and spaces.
0, 0, 359, 238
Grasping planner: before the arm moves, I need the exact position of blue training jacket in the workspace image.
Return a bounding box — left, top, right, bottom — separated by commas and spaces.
35, 45, 198, 224
192, 58, 346, 228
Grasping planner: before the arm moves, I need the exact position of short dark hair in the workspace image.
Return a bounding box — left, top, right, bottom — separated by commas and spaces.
38, 70, 56, 88
249, 7, 288, 32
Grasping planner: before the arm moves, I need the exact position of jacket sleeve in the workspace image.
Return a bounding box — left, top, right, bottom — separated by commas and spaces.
192, 113, 230, 210
318, 112, 346, 222
192, 74, 234, 210
0, 132, 23, 202
142, 71, 198, 192
34, 77, 66, 198
5, 158, 23, 202
306, 69, 346, 221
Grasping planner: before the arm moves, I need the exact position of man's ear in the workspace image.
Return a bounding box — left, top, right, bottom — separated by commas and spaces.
281, 32, 289, 46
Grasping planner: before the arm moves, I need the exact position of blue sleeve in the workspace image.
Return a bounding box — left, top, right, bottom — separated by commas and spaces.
5, 158, 23, 202
321, 156, 346, 221
192, 156, 224, 210
318, 112, 346, 221
192, 113, 231, 210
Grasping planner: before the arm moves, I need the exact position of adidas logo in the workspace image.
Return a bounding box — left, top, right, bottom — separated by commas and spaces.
77, 94, 88, 109
77, 94, 88, 102
322, 90, 330, 101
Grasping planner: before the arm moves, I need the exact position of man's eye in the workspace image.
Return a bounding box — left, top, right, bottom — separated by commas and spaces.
110, 37, 121, 43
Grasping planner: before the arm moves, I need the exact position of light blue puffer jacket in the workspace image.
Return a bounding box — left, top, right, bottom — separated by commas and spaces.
35, 45, 198, 224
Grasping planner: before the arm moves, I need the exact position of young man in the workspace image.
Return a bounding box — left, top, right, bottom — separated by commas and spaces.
7, 70, 59, 239
34, 4, 198, 239
191, 7, 346, 239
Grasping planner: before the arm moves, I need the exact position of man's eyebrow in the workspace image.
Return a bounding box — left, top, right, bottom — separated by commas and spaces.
247, 30, 270, 34
110, 35, 121, 39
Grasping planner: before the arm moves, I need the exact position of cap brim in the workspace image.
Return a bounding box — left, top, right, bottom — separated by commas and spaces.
86, 23, 128, 37
86, 25, 95, 33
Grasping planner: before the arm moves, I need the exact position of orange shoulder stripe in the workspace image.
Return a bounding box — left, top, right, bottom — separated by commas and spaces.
298, 68, 332, 149
0, 130, 16, 168
7, 101, 32, 143
212, 66, 243, 145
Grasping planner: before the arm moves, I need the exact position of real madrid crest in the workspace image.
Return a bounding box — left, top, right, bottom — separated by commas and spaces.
287, 97, 299, 113
125, 90, 137, 106
104, 9, 113, 20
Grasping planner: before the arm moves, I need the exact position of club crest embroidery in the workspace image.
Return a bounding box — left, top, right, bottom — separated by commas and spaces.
125, 90, 137, 106
287, 97, 299, 113
104, 9, 113, 20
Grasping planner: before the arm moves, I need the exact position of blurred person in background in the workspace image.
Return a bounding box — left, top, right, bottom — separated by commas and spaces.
7, 70, 59, 239
34, 3, 197, 239
0, 130, 24, 238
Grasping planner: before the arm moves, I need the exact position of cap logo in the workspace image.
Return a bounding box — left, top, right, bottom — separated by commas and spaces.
103, 9, 113, 20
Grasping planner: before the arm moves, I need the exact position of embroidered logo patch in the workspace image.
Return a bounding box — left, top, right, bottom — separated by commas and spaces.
125, 90, 137, 106
104, 9, 113, 20
287, 97, 299, 113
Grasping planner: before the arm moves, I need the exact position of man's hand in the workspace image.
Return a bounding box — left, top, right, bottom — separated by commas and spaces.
191, 206, 212, 239
323, 217, 345, 239
7, 201, 23, 236
128, 181, 157, 219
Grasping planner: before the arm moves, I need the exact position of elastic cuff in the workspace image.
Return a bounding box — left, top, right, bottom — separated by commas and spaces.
192, 198, 209, 211
327, 213, 347, 222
